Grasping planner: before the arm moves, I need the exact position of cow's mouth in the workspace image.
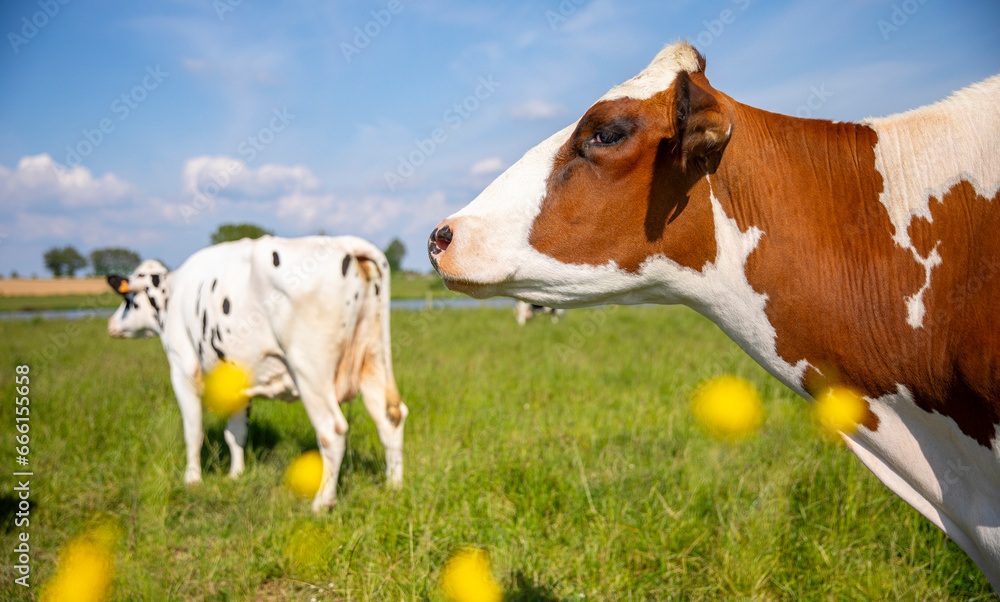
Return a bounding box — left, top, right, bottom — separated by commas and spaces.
439, 275, 496, 299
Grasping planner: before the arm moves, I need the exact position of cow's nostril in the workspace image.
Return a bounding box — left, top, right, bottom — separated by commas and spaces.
436, 225, 452, 251
429, 224, 453, 255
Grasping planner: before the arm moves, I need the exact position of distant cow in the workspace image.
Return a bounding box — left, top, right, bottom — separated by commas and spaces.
107, 236, 407, 511
429, 42, 1000, 588
514, 300, 566, 325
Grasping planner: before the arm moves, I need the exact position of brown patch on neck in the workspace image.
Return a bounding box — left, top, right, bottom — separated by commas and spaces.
529, 88, 717, 273
717, 103, 1000, 446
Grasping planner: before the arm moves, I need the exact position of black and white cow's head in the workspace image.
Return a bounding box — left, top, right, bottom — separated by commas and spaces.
107, 259, 169, 338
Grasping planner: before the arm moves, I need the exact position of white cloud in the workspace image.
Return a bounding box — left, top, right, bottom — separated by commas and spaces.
12, 211, 168, 247
0, 154, 138, 210
276, 190, 339, 225
278, 191, 408, 234
181, 155, 322, 200
510, 99, 564, 120
468, 157, 505, 175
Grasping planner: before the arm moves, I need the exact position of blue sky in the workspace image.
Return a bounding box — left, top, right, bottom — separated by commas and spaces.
1, 0, 998, 276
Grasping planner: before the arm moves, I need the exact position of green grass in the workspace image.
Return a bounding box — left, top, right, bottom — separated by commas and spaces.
0, 292, 121, 312
0, 273, 455, 313
0, 307, 993, 600
388, 272, 462, 300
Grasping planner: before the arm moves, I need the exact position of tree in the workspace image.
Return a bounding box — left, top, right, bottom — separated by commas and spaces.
43, 247, 64, 277
210, 223, 273, 245
384, 238, 406, 273
90, 247, 142, 276
63, 247, 87, 276
43, 246, 87, 277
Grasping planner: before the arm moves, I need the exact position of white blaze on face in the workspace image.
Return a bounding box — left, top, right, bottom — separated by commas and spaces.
862, 74, 1000, 328
446, 123, 577, 287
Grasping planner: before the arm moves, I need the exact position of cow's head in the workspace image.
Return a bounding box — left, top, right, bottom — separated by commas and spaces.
429, 42, 735, 308
107, 259, 169, 338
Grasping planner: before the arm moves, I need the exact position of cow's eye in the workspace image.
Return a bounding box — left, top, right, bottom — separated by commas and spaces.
589, 127, 626, 147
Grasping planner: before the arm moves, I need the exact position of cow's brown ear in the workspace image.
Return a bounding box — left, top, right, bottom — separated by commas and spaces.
107, 275, 129, 295
675, 71, 732, 172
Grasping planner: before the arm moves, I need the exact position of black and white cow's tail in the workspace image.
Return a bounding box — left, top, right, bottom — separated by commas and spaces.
351, 243, 404, 428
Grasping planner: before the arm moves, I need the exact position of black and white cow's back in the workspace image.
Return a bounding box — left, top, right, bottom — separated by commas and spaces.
108, 235, 406, 511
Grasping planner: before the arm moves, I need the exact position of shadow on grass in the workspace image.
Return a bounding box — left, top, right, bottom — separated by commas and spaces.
0, 492, 32, 534
202, 404, 292, 473
504, 571, 562, 602
199, 401, 389, 487
342, 439, 388, 483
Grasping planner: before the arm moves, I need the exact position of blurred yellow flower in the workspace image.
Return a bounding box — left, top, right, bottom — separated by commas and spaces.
816, 386, 866, 434
202, 362, 250, 417
441, 547, 501, 602
692, 376, 763, 439
41, 522, 119, 602
284, 450, 325, 498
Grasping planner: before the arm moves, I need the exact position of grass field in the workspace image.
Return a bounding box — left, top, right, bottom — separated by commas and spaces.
0, 306, 993, 600
0, 292, 122, 313
0, 273, 459, 313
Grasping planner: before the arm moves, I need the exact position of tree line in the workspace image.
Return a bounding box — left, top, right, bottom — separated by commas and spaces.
43, 246, 140, 277
38, 223, 408, 277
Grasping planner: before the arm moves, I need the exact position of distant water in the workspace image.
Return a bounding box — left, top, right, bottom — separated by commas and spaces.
0, 297, 516, 321
0, 308, 117, 321
390, 297, 515, 311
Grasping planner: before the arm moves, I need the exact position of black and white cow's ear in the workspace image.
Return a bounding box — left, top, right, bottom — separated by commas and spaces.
674, 70, 732, 172
107, 275, 130, 295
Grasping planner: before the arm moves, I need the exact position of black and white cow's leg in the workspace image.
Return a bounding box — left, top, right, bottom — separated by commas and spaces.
301, 387, 349, 512
287, 359, 349, 511
360, 370, 407, 488
223, 404, 249, 479
170, 363, 204, 485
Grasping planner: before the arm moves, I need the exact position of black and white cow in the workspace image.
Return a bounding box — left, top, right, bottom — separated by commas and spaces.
106, 235, 407, 511
514, 300, 566, 325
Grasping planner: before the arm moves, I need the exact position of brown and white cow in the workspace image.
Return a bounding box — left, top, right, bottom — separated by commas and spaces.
428, 42, 1000, 587
107, 235, 407, 511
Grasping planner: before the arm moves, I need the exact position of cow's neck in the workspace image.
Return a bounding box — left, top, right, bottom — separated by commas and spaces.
699, 99, 999, 447
702, 101, 914, 400
149, 274, 172, 335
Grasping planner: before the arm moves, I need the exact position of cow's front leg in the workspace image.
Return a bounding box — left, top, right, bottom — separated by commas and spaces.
224, 404, 249, 479
170, 365, 204, 485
